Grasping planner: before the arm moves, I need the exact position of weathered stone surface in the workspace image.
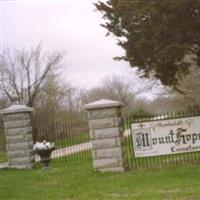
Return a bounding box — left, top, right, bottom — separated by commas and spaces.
97, 166, 125, 172
89, 117, 122, 129
1, 104, 35, 169
91, 138, 122, 149
10, 157, 32, 164
6, 135, 26, 143
9, 164, 33, 169
93, 157, 124, 169
7, 150, 26, 158
89, 130, 95, 139
1, 104, 33, 114
27, 150, 35, 157
84, 99, 123, 110
4, 113, 30, 122
94, 127, 122, 139
28, 140, 33, 148
4, 119, 31, 129
6, 134, 33, 144
7, 150, 34, 159
85, 99, 125, 172
5, 127, 32, 136
93, 158, 118, 168
7, 142, 28, 151
95, 147, 123, 159
88, 108, 118, 119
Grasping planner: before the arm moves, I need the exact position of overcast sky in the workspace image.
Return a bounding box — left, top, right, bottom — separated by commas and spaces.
0, 0, 162, 98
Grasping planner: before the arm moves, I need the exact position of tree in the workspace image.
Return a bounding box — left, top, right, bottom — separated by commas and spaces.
82, 75, 134, 106
35, 70, 67, 116
0, 44, 64, 107
95, 0, 200, 90
174, 66, 200, 112
102, 75, 134, 106
81, 75, 135, 116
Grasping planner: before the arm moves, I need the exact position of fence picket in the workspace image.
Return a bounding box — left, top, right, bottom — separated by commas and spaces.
123, 111, 200, 169
32, 115, 91, 164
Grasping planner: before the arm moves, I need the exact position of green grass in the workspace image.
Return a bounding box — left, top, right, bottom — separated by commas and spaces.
55, 133, 90, 148
1, 160, 200, 200
53, 150, 92, 164
0, 151, 7, 163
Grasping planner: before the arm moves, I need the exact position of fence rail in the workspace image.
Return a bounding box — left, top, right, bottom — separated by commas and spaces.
123, 112, 200, 170
33, 116, 92, 164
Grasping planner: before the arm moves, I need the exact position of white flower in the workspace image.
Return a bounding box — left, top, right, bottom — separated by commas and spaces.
33, 140, 55, 151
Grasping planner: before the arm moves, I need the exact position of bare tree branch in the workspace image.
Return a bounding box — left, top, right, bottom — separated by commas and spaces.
0, 44, 65, 107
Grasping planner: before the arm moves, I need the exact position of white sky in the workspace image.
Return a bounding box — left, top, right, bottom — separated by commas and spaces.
0, 0, 162, 98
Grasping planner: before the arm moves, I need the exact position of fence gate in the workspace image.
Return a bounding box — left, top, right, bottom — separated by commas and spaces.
123, 113, 200, 170
32, 115, 92, 165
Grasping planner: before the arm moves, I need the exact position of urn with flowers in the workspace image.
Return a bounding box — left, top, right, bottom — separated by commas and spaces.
33, 141, 55, 169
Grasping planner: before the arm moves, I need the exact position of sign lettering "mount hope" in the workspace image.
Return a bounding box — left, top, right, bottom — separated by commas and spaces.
131, 116, 200, 158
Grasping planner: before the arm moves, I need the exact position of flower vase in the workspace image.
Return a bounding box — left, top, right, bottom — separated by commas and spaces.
36, 148, 55, 169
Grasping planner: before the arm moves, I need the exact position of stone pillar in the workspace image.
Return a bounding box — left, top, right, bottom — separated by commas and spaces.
1, 101, 35, 169
84, 99, 125, 172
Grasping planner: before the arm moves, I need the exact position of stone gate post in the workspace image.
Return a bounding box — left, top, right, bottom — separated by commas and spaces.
1, 100, 35, 169
84, 99, 125, 172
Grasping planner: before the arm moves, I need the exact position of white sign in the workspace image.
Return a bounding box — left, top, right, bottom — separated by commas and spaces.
131, 116, 200, 158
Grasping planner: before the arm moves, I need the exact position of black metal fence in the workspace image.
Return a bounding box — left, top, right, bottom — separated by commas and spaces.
123, 112, 200, 170
32, 115, 92, 164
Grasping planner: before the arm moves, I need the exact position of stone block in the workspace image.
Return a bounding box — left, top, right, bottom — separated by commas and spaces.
93, 157, 123, 169
91, 138, 122, 149
6, 134, 26, 143
9, 164, 33, 169
89, 130, 95, 139
89, 117, 122, 129
27, 134, 33, 141
27, 150, 35, 157
4, 113, 30, 122
88, 108, 118, 119
7, 142, 28, 151
28, 140, 33, 148
95, 147, 123, 159
97, 166, 125, 173
4, 119, 31, 129
93, 158, 118, 168
5, 127, 32, 136
94, 127, 122, 139
7, 150, 26, 158
10, 157, 32, 165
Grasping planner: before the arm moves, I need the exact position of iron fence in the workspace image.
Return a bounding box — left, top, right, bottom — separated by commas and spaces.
123, 112, 200, 170
32, 115, 92, 164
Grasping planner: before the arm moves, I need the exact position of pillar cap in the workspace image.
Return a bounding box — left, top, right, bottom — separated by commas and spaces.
84, 99, 124, 110
1, 104, 33, 114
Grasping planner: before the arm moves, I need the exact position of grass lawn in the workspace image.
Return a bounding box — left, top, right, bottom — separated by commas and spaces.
1, 160, 200, 200
55, 133, 90, 148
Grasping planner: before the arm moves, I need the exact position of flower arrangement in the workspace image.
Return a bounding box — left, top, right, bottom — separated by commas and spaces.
33, 140, 55, 151
33, 140, 55, 169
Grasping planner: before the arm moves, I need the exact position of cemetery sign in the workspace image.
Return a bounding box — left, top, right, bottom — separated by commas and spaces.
131, 116, 200, 158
